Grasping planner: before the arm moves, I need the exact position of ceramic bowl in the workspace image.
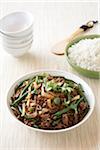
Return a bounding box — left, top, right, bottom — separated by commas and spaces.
0, 11, 34, 37
3, 35, 33, 48
65, 34, 100, 79
4, 40, 33, 57
6, 70, 95, 133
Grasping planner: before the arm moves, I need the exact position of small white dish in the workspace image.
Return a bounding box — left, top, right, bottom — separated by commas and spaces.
1, 27, 33, 39
0, 11, 34, 37
6, 70, 95, 133
4, 41, 33, 57
3, 33, 33, 44
3, 36, 33, 48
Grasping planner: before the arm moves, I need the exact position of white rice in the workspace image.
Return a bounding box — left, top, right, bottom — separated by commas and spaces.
68, 38, 100, 71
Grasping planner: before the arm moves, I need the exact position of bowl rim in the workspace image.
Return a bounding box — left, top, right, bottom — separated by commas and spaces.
4, 43, 32, 55
3, 38, 33, 49
65, 34, 100, 78
2, 32, 33, 42
2, 28, 33, 39
0, 11, 34, 35
6, 69, 95, 133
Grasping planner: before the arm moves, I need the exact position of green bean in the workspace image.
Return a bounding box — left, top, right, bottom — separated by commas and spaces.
78, 84, 87, 102
35, 75, 44, 84
54, 97, 84, 117
31, 88, 38, 95
53, 115, 62, 120
11, 88, 38, 107
24, 116, 39, 125
65, 79, 76, 87
24, 115, 36, 121
54, 107, 70, 117
15, 80, 25, 92
20, 78, 34, 96
78, 84, 84, 95
11, 91, 28, 107
68, 93, 72, 101
70, 97, 84, 113
63, 93, 72, 106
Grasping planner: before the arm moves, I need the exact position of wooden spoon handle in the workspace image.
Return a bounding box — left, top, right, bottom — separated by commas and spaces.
51, 28, 84, 55
66, 28, 83, 42
51, 20, 98, 55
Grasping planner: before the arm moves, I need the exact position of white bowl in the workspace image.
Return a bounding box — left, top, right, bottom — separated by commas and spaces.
6, 70, 95, 133
4, 41, 32, 57
3, 33, 33, 44
3, 36, 33, 48
1, 26, 33, 39
0, 11, 34, 37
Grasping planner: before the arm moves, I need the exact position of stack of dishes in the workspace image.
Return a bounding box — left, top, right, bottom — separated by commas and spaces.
0, 11, 34, 57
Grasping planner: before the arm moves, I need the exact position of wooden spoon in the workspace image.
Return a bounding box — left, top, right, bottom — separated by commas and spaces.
51, 20, 98, 55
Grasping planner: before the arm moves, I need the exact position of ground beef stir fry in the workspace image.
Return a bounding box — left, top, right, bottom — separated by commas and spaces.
10, 73, 90, 130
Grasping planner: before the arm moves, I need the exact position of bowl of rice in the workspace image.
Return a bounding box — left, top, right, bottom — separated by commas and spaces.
65, 34, 100, 79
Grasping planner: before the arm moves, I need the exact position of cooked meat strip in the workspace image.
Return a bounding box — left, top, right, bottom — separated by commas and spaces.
62, 114, 69, 126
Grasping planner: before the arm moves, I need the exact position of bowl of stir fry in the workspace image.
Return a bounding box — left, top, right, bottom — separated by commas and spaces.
7, 70, 95, 133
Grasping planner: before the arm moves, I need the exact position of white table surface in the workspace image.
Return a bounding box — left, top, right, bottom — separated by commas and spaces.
0, 2, 100, 150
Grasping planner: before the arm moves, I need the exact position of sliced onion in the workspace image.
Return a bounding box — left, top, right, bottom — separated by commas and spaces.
71, 95, 80, 101
21, 103, 26, 117
41, 86, 54, 99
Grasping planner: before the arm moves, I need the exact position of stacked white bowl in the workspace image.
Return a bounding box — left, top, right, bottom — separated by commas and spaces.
0, 11, 34, 57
